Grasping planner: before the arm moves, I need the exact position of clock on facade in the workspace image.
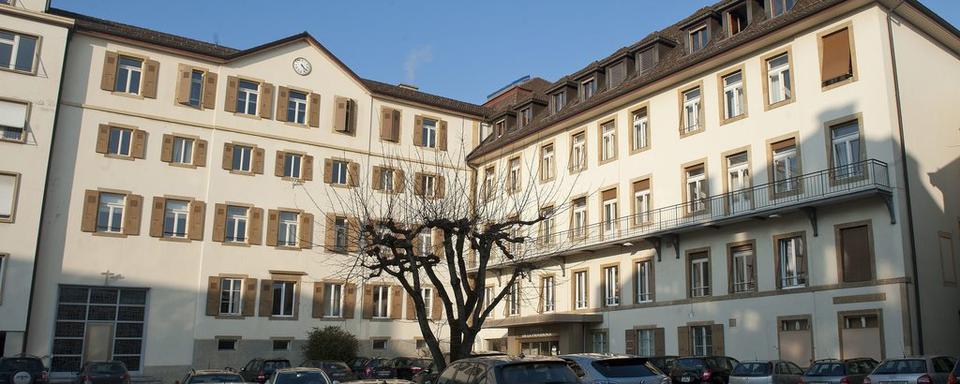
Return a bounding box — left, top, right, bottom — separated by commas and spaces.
292, 57, 312, 75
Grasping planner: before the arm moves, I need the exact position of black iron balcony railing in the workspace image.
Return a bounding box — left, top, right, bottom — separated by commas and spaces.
513, 159, 892, 262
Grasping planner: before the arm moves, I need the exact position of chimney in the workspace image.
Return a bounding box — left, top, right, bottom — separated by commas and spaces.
398, 83, 419, 91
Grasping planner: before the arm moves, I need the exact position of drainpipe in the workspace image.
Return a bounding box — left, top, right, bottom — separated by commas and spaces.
881, 0, 923, 355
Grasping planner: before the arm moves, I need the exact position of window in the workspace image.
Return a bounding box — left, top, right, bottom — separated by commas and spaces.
507, 283, 519, 316
540, 144, 555, 181
636, 259, 653, 303
602, 190, 618, 238
726, 152, 750, 210
638, 329, 656, 356
728, 6, 748, 36
770, 0, 796, 18
494, 120, 505, 137
519, 107, 532, 128
685, 165, 707, 213
552, 92, 566, 113
839, 224, 872, 283
0, 173, 18, 221
0, 99, 28, 142
603, 265, 619, 307
939, 233, 957, 285
766, 53, 792, 105
581, 78, 597, 100
777, 236, 806, 288
236, 80, 259, 115
219, 278, 242, 315
163, 199, 189, 238
682, 87, 703, 134
637, 48, 656, 74
334, 217, 348, 250
421, 118, 437, 148
831, 120, 863, 179
484, 286, 495, 310
217, 338, 237, 351
482, 167, 495, 202
372, 285, 389, 318
187, 70, 204, 108
271, 281, 296, 317
691, 326, 713, 356
416, 339, 427, 350
418, 231, 432, 256
633, 179, 651, 225
772, 140, 800, 195
231, 145, 253, 173
540, 206, 555, 245
420, 287, 434, 319
114, 56, 143, 94
277, 211, 299, 247
592, 331, 609, 354
107, 126, 133, 157
572, 197, 587, 239
272, 340, 290, 351
0, 30, 38, 72
631, 108, 649, 151
689, 252, 710, 297
171, 137, 194, 165
287, 90, 308, 124
330, 160, 348, 185
96, 192, 126, 233
283, 153, 303, 179
225, 206, 248, 243
574, 270, 588, 309
820, 27, 854, 87
380, 168, 395, 193
324, 283, 344, 317
421, 174, 437, 198
731, 244, 756, 293
570, 133, 586, 171
722, 71, 745, 120
843, 314, 878, 329
541, 276, 555, 312
508, 157, 521, 192
372, 339, 388, 350
600, 121, 616, 161
689, 26, 709, 53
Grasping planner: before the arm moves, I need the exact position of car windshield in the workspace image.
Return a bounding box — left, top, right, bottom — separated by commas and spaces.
264, 361, 291, 372
499, 362, 579, 384
274, 372, 328, 384
874, 360, 926, 375
806, 363, 844, 376
0, 359, 43, 372
320, 363, 350, 373
676, 359, 706, 372
592, 358, 658, 378
189, 374, 244, 383
89, 363, 125, 374
732, 363, 772, 377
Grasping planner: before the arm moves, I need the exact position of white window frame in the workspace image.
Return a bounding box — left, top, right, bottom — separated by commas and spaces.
421, 287, 434, 319
271, 281, 296, 317
636, 260, 652, 303
232, 145, 253, 173
277, 211, 299, 247
0, 173, 19, 221
188, 70, 204, 107
778, 236, 806, 288
634, 188, 650, 225
484, 286, 495, 311
519, 107, 532, 128
540, 144, 554, 181
632, 109, 648, 151
773, 144, 800, 194
482, 168, 495, 202
637, 329, 656, 357
236, 80, 259, 115
418, 231, 432, 256
96, 192, 125, 233
831, 121, 862, 177
380, 168, 395, 193
540, 207, 555, 245
603, 197, 618, 238
767, 53, 792, 105
553, 92, 565, 113
283, 153, 303, 179
333, 217, 348, 250
225, 206, 249, 243
542, 276, 555, 312
508, 158, 521, 192
592, 331, 609, 354
325, 283, 344, 318
107, 127, 133, 157
722, 71, 744, 119
770, 0, 796, 18
682, 87, 702, 133
686, 167, 707, 213
0, 99, 28, 142
692, 325, 713, 356
372, 285, 389, 318
115, 56, 143, 94
604, 265, 619, 307
422, 174, 436, 198
581, 78, 596, 100
163, 199, 189, 238
0, 30, 38, 73
732, 246, 755, 293
574, 271, 588, 309
331, 160, 348, 185
727, 153, 750, 209
422, 118, 438, 148
601, 121, 616, 161
494, 119, 505, 137
507, 283, 520, 316
690, 257, 711, 297
572, 199, 587, 238
571, 133, 586, 171
689, 26, 709, 53
219, 277, 242, 316
172, 137, 194, 165
287, 90, 308, 124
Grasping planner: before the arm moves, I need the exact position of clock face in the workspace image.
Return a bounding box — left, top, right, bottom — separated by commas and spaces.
292, 57, 312, 76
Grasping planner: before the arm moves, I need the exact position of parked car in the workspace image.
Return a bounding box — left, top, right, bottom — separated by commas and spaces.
729, 360, 803, 384
298, 361, 357, 383
669, 356, 740, 384
373, 358, 432, 380
266, 368, 331, 384
0, 355, 48, 384
803, 358, 879, 384
949, 359, 959, 384
648, 357, 680, 374
240, 358, 292, 384
413, 353, 507, 384
355, 358, 388, 379
435, 356, 579, 384
865, 357, 957, 384
75, 361, 130, 384
560, 353, 670, 384
175, 369, 244, 384
349, 358, 372, 377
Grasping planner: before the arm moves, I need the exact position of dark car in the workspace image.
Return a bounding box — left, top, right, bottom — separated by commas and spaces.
435, 356, 579, 384
299, 361, 357, 382
75, 362, 129, 384
649, 357, 680, 374
176, 369, 244, 384
670, 356, 740, 384
729, 360, 803, 384
803, 358, 879, 384
266, 368, 331, 384
0, 355, 48, 384
355, 358, 388, 379
373, 358, 432, 380
413, 353, 507, 384
949, 359, 959, 384
240, 359, 292, 384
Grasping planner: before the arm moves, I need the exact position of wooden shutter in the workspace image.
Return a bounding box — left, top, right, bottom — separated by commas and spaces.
711, 324, 725, 355
362, 285, 374, 319
188, 200, 206, 241
654, 328, 666, 356
312, 282, 325, 318
391, 109, 401, 141
299, 213, 314, 249
372, 166, 383, 190
394, 169, 405, 193
380, 108, 393, 140
258, 279, 274, 317
678, 326, 691, 356
266, 209, 279, 247
348, 162, 359, 187
194, 139, 208, 167
406, 292, 417, 320
625, 329, 638, 355
160, 134, 174, 162
438, 120, 448, 150
308, 93, 321, 127
100, 52, 119, 91
258, 82, 274, 119
414, 173, 424, 196
413, 115, 423, 146
132, 129, 147, 159
821, 28, 852, 84
221, 143, 234, 170
248, 207, 263, 245
390, 286, 403, 319
323, 159, 333, 184
302, 155, 314, 181
123, 194, 143, 235
324, 213, 337, 251
205, 276, 221, 316
175, 65, 191, 104
343, 283, 356, 319
224, 76, 238, 113
431, 289, 442, 320
334, 97, 348, 132
142, 59, 159, 99
348, 99, 357, 132
252, 147, 265, 174
149, 196, 165, 237
81, 190, 99, 232
202, 71, 218, 110
346, 216, 359, 252
274, 151, 286, 177
96, 124, 110, 154
841, 226, 871, 282
275, 86, 289, 122
436, 175, 446, 198
241, 278, 257, 316
212, 203, 227, 242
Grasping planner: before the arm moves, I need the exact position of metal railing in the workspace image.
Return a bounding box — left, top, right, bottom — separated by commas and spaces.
522, 159, 891, 257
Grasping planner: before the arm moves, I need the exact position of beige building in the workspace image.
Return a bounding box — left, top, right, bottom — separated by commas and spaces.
0, 0, 71, 356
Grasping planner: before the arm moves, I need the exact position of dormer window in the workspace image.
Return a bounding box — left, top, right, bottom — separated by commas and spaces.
581, 78, 597, 100
727, 5, 748, 36
606, 61, 628, 89
689, 26, 709, 53
519, 107, 532, 128
495, 120, 506, 137
637, 48, 657, 75
552, 92, 566, 113
770, 0, 795, 18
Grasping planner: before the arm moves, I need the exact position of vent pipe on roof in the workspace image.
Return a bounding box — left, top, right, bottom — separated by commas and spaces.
398, 83, 419, 91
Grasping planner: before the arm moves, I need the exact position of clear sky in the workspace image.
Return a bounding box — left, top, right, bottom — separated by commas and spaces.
51, 0, 959, 105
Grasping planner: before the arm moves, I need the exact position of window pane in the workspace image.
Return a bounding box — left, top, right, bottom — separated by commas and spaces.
14, 35, 36, 72
0, 173, 16, 218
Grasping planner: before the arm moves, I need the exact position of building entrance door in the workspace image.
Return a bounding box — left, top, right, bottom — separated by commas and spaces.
83, 323, 114, 363
840, 312, 883, 361
778, 317, 813, 367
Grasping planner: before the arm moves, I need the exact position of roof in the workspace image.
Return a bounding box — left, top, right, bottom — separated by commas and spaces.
49, 7, 487, 118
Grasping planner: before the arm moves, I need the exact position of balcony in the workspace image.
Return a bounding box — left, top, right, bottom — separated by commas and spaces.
493, 159, 893, 267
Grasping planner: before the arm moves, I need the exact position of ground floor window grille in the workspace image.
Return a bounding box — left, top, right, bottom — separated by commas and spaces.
52, 285, 147, 372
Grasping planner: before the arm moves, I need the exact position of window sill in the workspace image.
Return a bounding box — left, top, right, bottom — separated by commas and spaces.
598, 156, 618, 166
167, 161, 199, 170
109, 91, 145, 100
215, 314, 246, 320
280, 176, 305, 183
0, 136, 27, 144
0, 66, 38, 76
92, 231, 128, 238
229, 170, 257, 176
272, 245, 301, 251
269, 316, 298, 321
679, 126, 705, 138
0, 217, 14, 224
629, 146, 652, 156
719, 113, 748, 126
159, 236, 191, 243
332, 129, 356, 137
821, 75, 857, 92
221, 241, 251, 247
104, 153, 136, 161
232, 112, 263, 120
283, 121, 309, 129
